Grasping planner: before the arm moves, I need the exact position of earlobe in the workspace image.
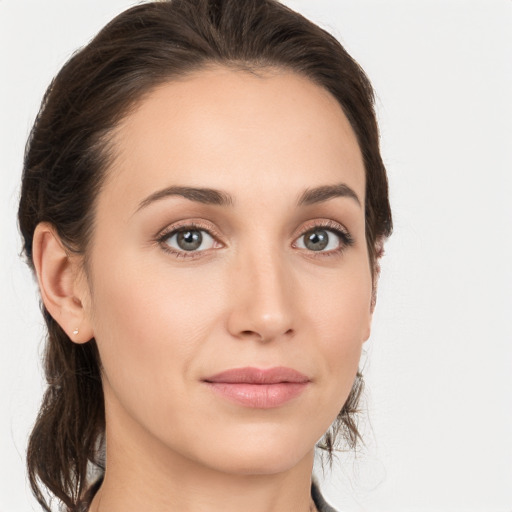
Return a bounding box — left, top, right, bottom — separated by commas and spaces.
32, 223, 94, 344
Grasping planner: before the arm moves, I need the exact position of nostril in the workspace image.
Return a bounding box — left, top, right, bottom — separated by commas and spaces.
239, 328, 295, 342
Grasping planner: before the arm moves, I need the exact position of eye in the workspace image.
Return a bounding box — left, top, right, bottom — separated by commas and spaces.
296, 228, 339, 252
294, 223, 353, 254
160, 227, 217, 254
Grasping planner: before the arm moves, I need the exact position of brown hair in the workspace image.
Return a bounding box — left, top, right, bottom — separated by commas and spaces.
18, 0, 392, 510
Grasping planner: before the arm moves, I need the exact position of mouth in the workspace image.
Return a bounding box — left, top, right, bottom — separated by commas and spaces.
202, 366, 310, 408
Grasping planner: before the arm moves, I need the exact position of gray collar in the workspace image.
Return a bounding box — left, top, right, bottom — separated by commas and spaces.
311, 479, 338, 512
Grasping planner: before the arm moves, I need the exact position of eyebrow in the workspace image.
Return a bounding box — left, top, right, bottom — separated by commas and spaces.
135, 185, 234, 212
297, 183, 362, 207
135, 182, 361, 213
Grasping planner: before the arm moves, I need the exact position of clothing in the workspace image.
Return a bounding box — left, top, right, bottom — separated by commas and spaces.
311, 479, 338, 512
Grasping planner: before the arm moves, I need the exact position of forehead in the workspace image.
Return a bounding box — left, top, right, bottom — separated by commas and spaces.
102, 66, 365, 210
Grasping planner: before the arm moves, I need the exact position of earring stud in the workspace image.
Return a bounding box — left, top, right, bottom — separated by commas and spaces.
72, 328, 79, 336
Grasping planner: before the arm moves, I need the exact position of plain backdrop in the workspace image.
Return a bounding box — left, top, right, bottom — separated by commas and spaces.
1, 1, 511, 511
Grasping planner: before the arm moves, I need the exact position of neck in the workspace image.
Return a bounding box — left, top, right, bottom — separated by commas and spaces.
89, 414, 318, 512
90, 452, 317, 512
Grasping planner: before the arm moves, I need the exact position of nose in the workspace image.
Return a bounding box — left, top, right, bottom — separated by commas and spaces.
226, 248, 296, 343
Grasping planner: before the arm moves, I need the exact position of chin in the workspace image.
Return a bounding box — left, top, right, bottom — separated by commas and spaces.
208, 448, 311, 476
189, 425, 316, 476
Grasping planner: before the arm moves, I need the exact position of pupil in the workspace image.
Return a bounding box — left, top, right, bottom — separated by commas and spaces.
177, 230, 202, 251
305, 230, 328, 251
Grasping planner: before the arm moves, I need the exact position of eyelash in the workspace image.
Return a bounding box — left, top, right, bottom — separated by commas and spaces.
156, 219, 354, 260
293, 220, 354, 258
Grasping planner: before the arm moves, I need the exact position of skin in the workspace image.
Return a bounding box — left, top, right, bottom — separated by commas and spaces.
34, 67, 374, 512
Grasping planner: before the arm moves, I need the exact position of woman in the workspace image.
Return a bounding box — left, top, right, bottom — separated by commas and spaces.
18, 0, 392, 510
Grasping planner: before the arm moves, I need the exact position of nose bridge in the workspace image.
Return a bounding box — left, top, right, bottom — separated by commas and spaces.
227, 236, 295, 342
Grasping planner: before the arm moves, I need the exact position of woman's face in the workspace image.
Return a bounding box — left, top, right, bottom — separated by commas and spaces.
81, 67, 373, 475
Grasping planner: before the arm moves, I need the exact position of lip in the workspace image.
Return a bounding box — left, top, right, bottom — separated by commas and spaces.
203, 366, 310, 408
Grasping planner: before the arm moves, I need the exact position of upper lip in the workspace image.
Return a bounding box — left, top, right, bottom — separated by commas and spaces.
203, 366, 310, 384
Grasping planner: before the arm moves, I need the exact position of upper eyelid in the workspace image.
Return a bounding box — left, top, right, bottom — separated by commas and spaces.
157, 219, 222, 240
298, 218, 348, 233
294, 219, 353, 241
157, 218, 350, 238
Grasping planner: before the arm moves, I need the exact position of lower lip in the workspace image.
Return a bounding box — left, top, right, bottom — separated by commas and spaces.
204, 382, 309, 408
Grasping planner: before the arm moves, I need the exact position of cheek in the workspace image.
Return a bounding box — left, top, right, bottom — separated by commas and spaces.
303, 263, 372, 404
305, 259, 372, 336
87, 254, 220, 416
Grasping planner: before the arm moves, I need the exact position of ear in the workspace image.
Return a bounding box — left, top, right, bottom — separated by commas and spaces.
364, 237, 386, 342
32, 222, 94, 344
370, 236, 385, 314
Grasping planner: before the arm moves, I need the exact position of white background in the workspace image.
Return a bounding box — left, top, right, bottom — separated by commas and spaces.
1, 1, 511, 511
